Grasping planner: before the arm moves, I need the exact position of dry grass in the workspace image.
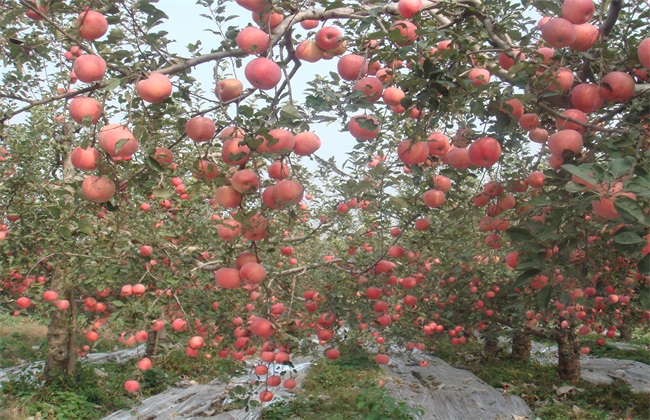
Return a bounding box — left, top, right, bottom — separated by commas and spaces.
0, 314, 48, 339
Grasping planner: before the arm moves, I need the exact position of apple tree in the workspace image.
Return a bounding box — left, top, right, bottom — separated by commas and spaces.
0, 0, 648, 400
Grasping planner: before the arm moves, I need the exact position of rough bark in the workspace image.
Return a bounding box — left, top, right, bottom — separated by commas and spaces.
483, 337, 500, 360
44, 278, 77, 383
619, 324, 632, 341
43, 128, 77, 384
556, 328, 581, 381
511, 330, 531, 361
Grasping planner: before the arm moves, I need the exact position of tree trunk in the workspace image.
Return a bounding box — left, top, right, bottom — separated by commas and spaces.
483, 337, 500, 360
44, 136, 77, 384
619, 325, 632, 341
511, 330, 531, 361
556, 328, 581, 381
44, 284, 77, 383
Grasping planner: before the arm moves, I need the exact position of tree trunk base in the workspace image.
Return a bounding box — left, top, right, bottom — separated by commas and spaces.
511, 330, 531, 361
556, 328, 581, 381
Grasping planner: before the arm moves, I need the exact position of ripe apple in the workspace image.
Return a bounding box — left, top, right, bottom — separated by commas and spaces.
562, 0, 595, 24
541, 18, 576, 48
293, 132, 321, 156
295, 40, 324, 62
273, 179, 304, 206
444, 147, 472, 170
599, 71, 635, 102
355, 76, 383, 102
245, 57, 282, 90
236, 26, 270, 54
519, 113, 539, 130
153, 147, 173, 166
315, 26, 343, 51
389, 20, 417, 46
556, 108, 587, 134
383, 87, 405, 106
468, 137, 502, 167
527, 171, 545, 188
349, 114, 380, 141
423, 189, 446, 207
56, 300, 70, 310
73, 54, 106, 83
500, 98, 524, 119
468, 68, 491, 86
397, 140, 429, 165
215, 78, 244, 102
498, 49, 525, 71
124, 380, 140, 393
77, 10, 108, 40
186, 117, 216, 142
570, 23, 599, 51
217, 219, 242, 241
221, 138, 250, 165
427, 132, 450, 156
398, 0, 423, 18
71, 147, 102, 171
214, 267, 241, 289
214, 185, 243, 208
250, 317, 274, 338
325, 348, 340, 359
82, 175, 115, 203
376, 354, 389, 365
136, 72, 172, 104
240, 262, 266, 284
570, 83, 603, 113
98, 124, 139, 158
43, 290, 58, 302
138, 358, 152, 371
139, 245, 153, 257
639, 38, 650, 69
337, 54, 368, 81
69, 97, 102, 124
259, 391, 274, 402
236, 0, 269, 13
230, 169, 259, 194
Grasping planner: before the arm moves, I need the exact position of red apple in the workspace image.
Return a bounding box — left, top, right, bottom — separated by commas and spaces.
245, 57, 282, 90
77, 10, 108, 40
136, 73, 172, 104
236, 26, 270, 55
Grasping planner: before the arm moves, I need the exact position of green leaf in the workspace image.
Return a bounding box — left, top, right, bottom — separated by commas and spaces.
561, 164, 597, 186
111, 300, 124, 307
146, 156, 165, 173
280, 105, 302, 121
505, 227, 532, 242
536, 284, 553, 309
114, 138, 129, 154
46, 206, 61, 218
153, 188, 171, 198
58, 226, 72, 238
639, 254, 650, 275
514, 269, 540, 289
608, 157, 635, 178
615, 197, 650, 225
613, 231, 645, 245
388, 197, 409, 209
640, 286, 650, 311
78, 218, 93, 235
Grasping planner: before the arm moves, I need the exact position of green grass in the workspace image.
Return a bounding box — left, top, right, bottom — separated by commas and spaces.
262, 342, 423, 420
0, 361, 135, 420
